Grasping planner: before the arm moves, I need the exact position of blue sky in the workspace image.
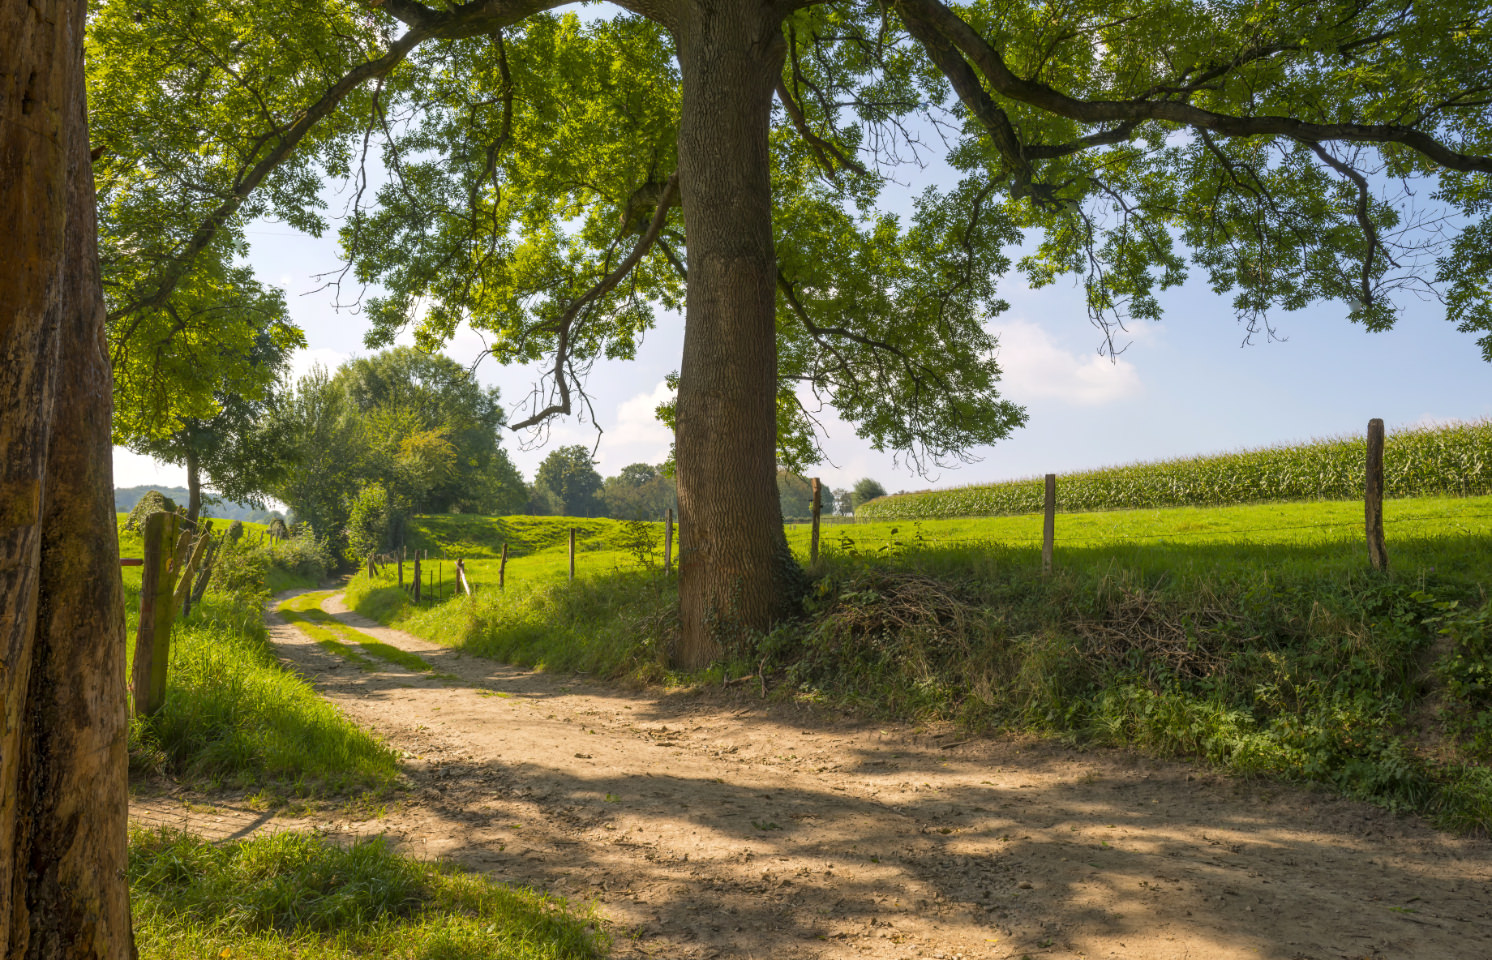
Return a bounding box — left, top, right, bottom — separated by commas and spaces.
111, 27, 1492, 499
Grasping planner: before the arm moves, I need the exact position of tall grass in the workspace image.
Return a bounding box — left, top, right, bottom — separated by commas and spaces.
120, 525, 400, 800
130, 828, 607, 960
858, 420, 1492, 519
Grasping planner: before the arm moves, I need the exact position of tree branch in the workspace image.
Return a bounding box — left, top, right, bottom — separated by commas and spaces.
107, 27, 432, 323
896, 0, 1492, 174
508, 172, 680, 431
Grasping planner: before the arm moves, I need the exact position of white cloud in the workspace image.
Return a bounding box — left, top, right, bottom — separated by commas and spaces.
992, 318, 1143, 406
288, 346, 352, 382
596, 380, 675, 472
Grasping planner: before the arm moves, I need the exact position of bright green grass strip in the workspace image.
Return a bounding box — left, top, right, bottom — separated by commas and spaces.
120, 559, 400, 800
858, 420, 1492, 519
280, 593, 434, 673
130, 828, 607, 960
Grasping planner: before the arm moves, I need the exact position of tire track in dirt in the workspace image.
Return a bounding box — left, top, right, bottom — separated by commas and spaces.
132, 590, 1492, 960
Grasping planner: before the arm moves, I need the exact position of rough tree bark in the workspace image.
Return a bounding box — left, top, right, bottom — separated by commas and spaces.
0, 0, 136, 955
672, 0, 801, 669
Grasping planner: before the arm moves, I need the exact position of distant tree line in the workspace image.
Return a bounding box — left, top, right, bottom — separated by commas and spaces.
113, 485, 286, 525
119, 344, 889, 565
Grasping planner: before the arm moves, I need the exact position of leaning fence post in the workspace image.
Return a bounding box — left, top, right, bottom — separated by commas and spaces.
1042, 473, 1056, 575
173, 529, 212, 620
499, 542, 508, 589
810, 478, 823, 564
413, 550, 422, 603
1366, 418, 1388, 571
663, 508, 674, 574
569, 527, 576, 582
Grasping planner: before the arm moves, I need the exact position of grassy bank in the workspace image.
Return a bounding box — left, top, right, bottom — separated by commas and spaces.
351, 502, 1492, 831
858, 419, 1492, 519
120, 523, 399, 802
130, 828, 606, 960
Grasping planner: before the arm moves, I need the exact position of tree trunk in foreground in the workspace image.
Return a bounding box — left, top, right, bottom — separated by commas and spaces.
1, 0, 136, 955
672, 0, 801, 670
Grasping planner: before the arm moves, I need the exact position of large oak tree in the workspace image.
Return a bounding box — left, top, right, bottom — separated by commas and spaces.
88, 0, 1492, 670
80, 0, 1492, 655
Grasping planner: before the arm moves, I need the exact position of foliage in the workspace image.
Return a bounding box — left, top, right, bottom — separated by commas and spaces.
268, 352, 524, 559
851, 478, 888, 512
125, 490, 180, 532
226, 520, 244, 543
345, 482, 400, 564
601, 462, 676, 520
337, 348, 521, 514
534, 445, 605, 517
129, 829, 607, 960
859, 421, 1492, 520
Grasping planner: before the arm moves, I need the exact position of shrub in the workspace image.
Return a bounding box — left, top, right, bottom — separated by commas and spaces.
125, 490, 179, 532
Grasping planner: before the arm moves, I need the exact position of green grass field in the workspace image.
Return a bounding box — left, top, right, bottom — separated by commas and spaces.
347, 497, 1492, 832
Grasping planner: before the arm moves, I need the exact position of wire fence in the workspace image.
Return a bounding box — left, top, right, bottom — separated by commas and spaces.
802, 510, 1492, 548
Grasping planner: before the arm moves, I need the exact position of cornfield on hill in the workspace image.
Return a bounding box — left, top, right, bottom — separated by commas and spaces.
857, 420, 1492, 520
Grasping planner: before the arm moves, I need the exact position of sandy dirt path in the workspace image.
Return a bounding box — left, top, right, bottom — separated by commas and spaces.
132, 591, 1492, 960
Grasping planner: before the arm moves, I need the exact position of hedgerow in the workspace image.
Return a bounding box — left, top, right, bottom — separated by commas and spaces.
858, 420, 1492, 520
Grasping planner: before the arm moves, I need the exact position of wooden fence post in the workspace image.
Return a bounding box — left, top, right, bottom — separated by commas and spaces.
810, 478, 822, 564
569, 527, 576, 582
413, 550, 422, 603
663, 508, 674, 574
131, 511, 182, 718
1042, 473, 1056, 575
173, 530, 212, 619
499, 543, 508, 589
438, 557, 443, 600
190, 537, 219, 603
1366, 418, 1388, 571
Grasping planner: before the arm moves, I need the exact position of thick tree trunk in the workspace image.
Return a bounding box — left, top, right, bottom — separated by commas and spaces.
672, 0, 800, 669
1, 0, 136, 955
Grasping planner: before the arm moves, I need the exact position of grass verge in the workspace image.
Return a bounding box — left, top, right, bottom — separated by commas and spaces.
130, 828, 607, 960
121, 527, 401, 802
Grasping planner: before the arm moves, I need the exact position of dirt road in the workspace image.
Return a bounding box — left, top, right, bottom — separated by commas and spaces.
132, 591, 1492, 959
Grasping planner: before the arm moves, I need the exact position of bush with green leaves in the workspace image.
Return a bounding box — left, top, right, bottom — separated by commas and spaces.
860, 421, 1492, 520
345, 482, 399, 565
226, 519, 244, 543
124, 490, 180, 532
